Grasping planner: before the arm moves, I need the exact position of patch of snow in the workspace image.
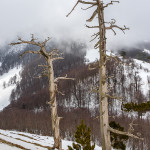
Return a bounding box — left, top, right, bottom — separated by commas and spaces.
0, 66, 22, 111
0, 129, 102, 150
85, 49, 115, 63
143, 49, 150, 55
133, 59, 150, 95
34, 107, 44, 113
0, 143, 21, 150
7, 44, 26, 55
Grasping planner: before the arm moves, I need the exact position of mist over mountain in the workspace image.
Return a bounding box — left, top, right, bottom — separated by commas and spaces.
0, 39, 150, 149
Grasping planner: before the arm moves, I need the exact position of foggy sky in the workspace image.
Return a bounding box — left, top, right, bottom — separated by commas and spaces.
0, 0, 150, 50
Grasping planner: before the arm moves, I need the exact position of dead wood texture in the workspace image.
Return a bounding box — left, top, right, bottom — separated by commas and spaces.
10, 35, 74, 150
67, 1, 142, 150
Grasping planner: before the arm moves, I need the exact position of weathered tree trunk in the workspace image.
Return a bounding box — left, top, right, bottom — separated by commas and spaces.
47, 58, 61, 149
10, 36, 63, 149
97, 1, 111, 150
67, 1, 142, 149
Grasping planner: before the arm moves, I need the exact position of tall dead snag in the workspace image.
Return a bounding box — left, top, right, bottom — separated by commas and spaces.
10, 35, 74, 150
67, 1, 142, 150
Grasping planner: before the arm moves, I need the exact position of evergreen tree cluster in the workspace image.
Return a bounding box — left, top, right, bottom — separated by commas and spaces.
123, 101, 150, 112
68, 120, 95, 150
109, 121, 129, 150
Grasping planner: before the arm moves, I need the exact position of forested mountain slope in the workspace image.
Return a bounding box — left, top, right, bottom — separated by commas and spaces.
0, 41, 150, 149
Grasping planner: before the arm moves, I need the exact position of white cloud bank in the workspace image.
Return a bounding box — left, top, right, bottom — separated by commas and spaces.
0, 0, 150, 49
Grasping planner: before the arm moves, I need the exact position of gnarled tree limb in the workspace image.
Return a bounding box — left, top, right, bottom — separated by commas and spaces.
103, 1, 120, 8
108, 126, 144, 140
19, 50, 41, 58
86, 8, 98, 22
54, 74, 75, 83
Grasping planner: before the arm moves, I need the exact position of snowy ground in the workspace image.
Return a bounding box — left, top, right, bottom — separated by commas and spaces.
86, 49, 150, 118
0, 66, 22, 111
0, 129, 101, 150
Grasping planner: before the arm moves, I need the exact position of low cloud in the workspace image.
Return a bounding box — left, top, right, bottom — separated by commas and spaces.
0, 0, 150, 50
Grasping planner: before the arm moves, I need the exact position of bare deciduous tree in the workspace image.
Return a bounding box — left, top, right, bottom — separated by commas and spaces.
10, 35, 74, 149
67, 0, 143, 149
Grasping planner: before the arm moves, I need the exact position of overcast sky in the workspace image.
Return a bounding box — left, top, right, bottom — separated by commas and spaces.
0, 0, 150, 50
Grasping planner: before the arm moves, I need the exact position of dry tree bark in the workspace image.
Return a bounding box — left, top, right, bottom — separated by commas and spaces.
10, 35, 74, 150
67, 1, 143, 150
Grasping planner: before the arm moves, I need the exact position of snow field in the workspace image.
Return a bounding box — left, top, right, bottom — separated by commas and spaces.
0, 129, 101, 150
0, 66, 22, 111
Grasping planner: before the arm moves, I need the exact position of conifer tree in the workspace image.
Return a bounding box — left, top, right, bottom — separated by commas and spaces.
68, 120, 95, 150
109, 121, 129, 150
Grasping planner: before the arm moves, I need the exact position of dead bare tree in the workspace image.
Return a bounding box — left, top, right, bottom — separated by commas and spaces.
67, 0, 143, 150
10, 35, 74, 149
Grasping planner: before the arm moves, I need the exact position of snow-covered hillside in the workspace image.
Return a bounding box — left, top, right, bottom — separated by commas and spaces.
86, 49, 150, 95
0, 66, 22, 111
0, 129, 101, 150
143, 49, 150, 55
134, 59, 150, 95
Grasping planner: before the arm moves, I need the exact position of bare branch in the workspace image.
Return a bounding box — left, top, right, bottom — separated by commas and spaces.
43, 37, 51, 45
108, 126, 143, 140
106, 55, 120, 63
81, 4, 96, 10
19, 50, 41, 58
94, 40, 100, 49
85, 24, 99, 28
57, 90, 65, 96
88, 65, 97, 70
66, 0, 80, 17
79, 0, 97, 5
89, 87, 99, 94
106, 19, 129, 34
88, 61, 98, 70
54, 74, 75, 83
10, 37, 41, 47
103, 1, 120, 8
107, 75, 115, 79
52, 57, 64, 61
55, 84, 65, 96
86, 8, 98, 22
38, 65, 48, 68
34, 73, 48, 79
128, 120, 136, 134
94, 116, 100, 120
67, 0, 97, 17
106, 94, 123, 102
106, 25, 129, 34
90, 32, 100, 42
10, 35, 51, 48
49, 49, 62, 58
